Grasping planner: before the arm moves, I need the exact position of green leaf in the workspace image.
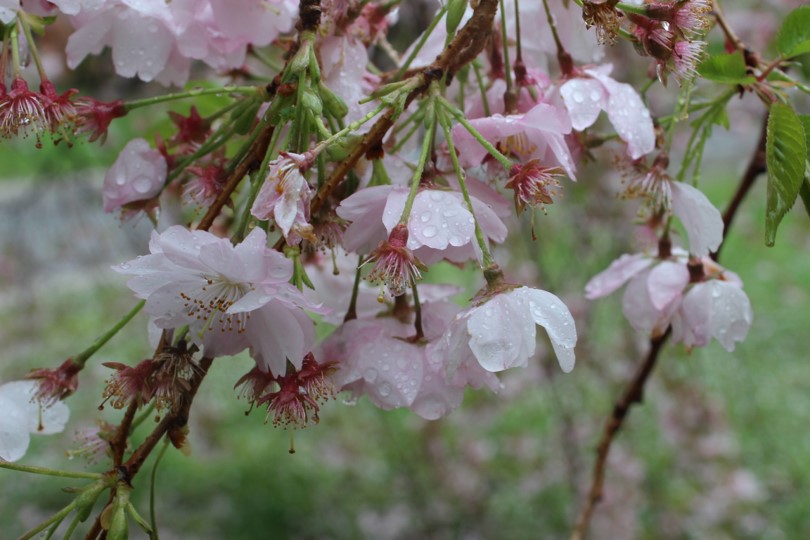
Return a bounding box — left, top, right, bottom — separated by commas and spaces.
697, 53, 755, 85
765, 103, 807, 246
800, 115, 810, 162
777, 6, 810, 58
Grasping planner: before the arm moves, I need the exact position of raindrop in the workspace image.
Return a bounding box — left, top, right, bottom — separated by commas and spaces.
422, 226, 438, 238
572, 91, 585, 104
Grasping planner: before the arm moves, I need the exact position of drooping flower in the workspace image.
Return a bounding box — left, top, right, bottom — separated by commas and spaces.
0, 77, 46, 142
100, 359, 158, 410
366, 224, 426, 297
250, 152, 313, 242
439, 286, 578, 374
102, 138, 168, 214
27, 358, 82, 405
115, 226, 318, 376
559, 64, 655, 159
451, 102, 576, 179
582, 0, 622, 46
337, 183, 508, 265
72, 97, 127, 144
38, 81, 78, 137
586, 251, 752, 350
254, 354, 337, 428
506, 160, 563, 214
0, 380, 70, 462
184, 163, 226, 207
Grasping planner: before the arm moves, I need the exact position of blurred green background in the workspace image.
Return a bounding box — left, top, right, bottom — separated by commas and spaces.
2, 3, 810, 539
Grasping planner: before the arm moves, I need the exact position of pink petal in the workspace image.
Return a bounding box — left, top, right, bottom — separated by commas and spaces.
646, 260, 689, 310
518, 287, 577, 373
407, 191, 475, 250
560, 77, 607, 130
670, 181, 723, 257
585, 253, 653, 299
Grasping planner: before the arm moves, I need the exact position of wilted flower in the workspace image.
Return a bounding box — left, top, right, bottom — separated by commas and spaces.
251, 152, 313, 241
366, 224, 426, 297
506, 160, 563, 214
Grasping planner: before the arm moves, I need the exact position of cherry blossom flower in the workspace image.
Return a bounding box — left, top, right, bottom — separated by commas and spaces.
559, 64, 655, 159
0, 77, 46, 141
322, 300, 499, 419
72, 97, 127, 143
337, 184, 508, 265
586, 252, 752, 350
250, 152, 312, 241
115, 226, 318, 376
506, 160, 563, 213
102, 138, 168, 213
366, 224, 426, 297
671, 261, 753, 352
590, 254, 691, 337
451, 102, 577, 178
0, 380, 70, 462
439, 286, 578, 375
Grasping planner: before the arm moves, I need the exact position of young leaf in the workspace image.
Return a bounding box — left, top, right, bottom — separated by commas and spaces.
777, 6, 810, 58
698, 53, 755, 85
798, 115, 810, 218
765, 103, 807, 245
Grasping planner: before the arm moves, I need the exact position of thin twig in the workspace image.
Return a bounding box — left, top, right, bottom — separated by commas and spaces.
570, 113, 769, 540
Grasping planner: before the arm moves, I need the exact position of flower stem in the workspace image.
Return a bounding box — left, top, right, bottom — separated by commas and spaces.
472, 60, 492, 117
73, 300, 145, 368
313, 103, 387, 153
149, 439, 170, 540
499, 0, 515, 110
394, 5, 447, 81
123, 86, 261, 111
18, 501, 78, 540
398, 101, 436, 224
439, 96, 512, 170
17, 16, 46, 82
0, 461, 103, 479
438, 108, 496, 268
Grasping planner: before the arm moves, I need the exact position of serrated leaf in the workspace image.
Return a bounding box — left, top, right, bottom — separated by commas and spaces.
765, 103, 807, 246
777, 6, 810, 58
800, 115, 810, 162
698, 53, 755, 85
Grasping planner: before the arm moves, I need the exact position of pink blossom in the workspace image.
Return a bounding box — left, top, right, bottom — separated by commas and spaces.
450, 102, 576, 179
559, 64, 655, 159
337, 184, 507, 265
322, 300, 499, 419
325, 317, 426, 411
366, 224, 426, 297
586, 252, 752, 350
439, 286, 578, 374
586, 253, 690, 337
250, 152, 312, 241
319, 35, 375, 125
103, 138, 167, 213
0, 380, 70, 462
670, 181, 723, 258
115, 226, 318, 376
671, 274, 753, 352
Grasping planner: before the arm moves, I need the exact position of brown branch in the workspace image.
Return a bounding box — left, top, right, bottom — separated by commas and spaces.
123, 356, 214, 480
570, 112, 769, 540
711, 0, 745, 54
569, 330, 669, 540
196, 124, 275, 232
111, 399, 139, 466
712, 120, 768, 261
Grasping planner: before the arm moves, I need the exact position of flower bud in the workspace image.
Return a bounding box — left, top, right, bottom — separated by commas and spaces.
318, 81, 349, 119
446, 0, 467, 36
300, 87, 323, 116
75, 480, 107, 522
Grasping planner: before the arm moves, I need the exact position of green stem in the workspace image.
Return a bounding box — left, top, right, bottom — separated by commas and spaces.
123, 86, 261, 111
313, 103, 387, 153
74, 300, 145, 368
394, 5, 447, 81
130, 401, 157, 431
18, 501, 77, 540
0, 461, 103, 480
438, 108, 496, 268
62, 513, 81, 540
344, 255, 365, 322
499, 0, 514, 91
10, 25, 20, 77
398, 104, 436, 224
18, 17, 46, 81
472, 61, 492, 117
148, 441, 169, 539
439, 96, 512, 170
